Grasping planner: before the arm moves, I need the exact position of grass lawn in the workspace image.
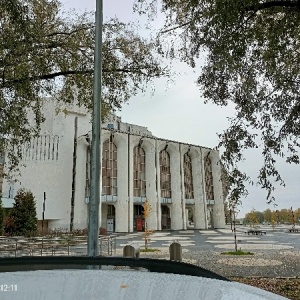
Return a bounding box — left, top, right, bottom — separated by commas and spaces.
140, 248, 160, 253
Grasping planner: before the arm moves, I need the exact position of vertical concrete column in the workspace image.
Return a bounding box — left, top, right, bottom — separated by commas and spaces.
129, 201, 134, 233
72, 114, 97, 230
191, 148, 206, 229
168, 143, 183, 230
114, 134, 129, 232
211, 151, 225, 228
99, 130, 110, 231
73, 140, 89, 229
179, 144, 187, 230
128, 133, 134, 233
144, 139, 157, 230
201, 148, 209, 229
101, 204, 108, 228
156, 140, 162, 230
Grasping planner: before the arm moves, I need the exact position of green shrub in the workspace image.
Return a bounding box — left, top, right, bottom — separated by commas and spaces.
140, 248, 160, 252
5, 189, 37, 237
221, 250, 254, 255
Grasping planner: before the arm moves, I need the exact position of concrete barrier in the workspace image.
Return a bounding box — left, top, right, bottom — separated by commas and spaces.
123, 244, 140, 259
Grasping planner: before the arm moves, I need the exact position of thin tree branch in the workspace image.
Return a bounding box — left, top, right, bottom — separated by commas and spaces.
45, 25, 95, 37
159, 21, 192, 35
1, 67, 161, 87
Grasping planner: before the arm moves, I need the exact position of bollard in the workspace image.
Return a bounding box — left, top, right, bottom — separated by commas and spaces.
169, 242, 182, 262
123, 244, 140, 259
15, 239, 17, 257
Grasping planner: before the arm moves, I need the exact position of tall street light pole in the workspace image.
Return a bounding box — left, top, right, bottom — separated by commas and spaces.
88, 0, 103, 257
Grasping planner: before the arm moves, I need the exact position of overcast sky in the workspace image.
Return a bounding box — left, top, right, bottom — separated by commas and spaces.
61, 0, 300, 217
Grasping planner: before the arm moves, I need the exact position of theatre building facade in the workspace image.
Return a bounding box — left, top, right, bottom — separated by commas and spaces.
1, 101, 226, 232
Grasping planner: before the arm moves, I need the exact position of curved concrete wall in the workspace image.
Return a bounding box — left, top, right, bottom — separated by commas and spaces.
2, 103, 225, 232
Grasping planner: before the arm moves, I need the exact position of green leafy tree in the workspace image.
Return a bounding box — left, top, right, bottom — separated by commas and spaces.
224, 201, 231, 225
1, 0, 168, 171
295, 208, 300, 224
223, 201, 228, 224
244, 210, 259, 227
4, 215, 15, 236
271, 211, 277, 230
5, 189, 37, 236
263, 209, 272, 223
245, 207, 300, 226
289, 207, 296, 227
278, 208, 289, 223
254, 211, 264, 224
136, 0, 300, 204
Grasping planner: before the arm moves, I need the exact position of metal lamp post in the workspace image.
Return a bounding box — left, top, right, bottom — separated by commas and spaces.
87, 0, 103, 257
291, 207, 295, 229
232, 207, 238, 252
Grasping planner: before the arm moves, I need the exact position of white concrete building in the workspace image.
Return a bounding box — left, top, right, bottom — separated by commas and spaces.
1, 100, 225, 232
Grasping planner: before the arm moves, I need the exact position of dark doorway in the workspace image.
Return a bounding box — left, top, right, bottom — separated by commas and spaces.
107, 204, 116, 232
161, 205, 171, 230
134, 204, 144, 231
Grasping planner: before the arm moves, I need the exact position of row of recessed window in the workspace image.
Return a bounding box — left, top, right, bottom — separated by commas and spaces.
90, 140, 214, 200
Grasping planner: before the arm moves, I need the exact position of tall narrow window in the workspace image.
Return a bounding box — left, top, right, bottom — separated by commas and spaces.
102, 139, 117, 195
204, 155, 214, 200
133, 146, 146, 197
183, 153, 194, 199
160, 149, 171, 198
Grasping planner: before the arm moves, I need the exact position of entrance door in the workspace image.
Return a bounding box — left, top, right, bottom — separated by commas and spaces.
107, 219, 114, 232
186, 207, 194, 228
107, 205, 116, 232
136, 218, 143, 231
161, 205, 171, 230
134, 205, 144, 231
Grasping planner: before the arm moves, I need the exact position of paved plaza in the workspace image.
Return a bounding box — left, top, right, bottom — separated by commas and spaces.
113, 225, 300, 278
1, 225, 299, 277
115, 225, 300, 252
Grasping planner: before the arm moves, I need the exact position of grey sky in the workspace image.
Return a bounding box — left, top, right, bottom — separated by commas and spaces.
61, 0, 300, 217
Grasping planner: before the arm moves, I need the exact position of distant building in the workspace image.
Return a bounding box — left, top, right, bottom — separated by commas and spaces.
1, 100, 225, 232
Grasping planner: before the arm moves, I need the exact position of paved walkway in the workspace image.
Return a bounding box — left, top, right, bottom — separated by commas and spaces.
1, 225, 299, 277
115, 225, 300, 277
116, 225, 300, 252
